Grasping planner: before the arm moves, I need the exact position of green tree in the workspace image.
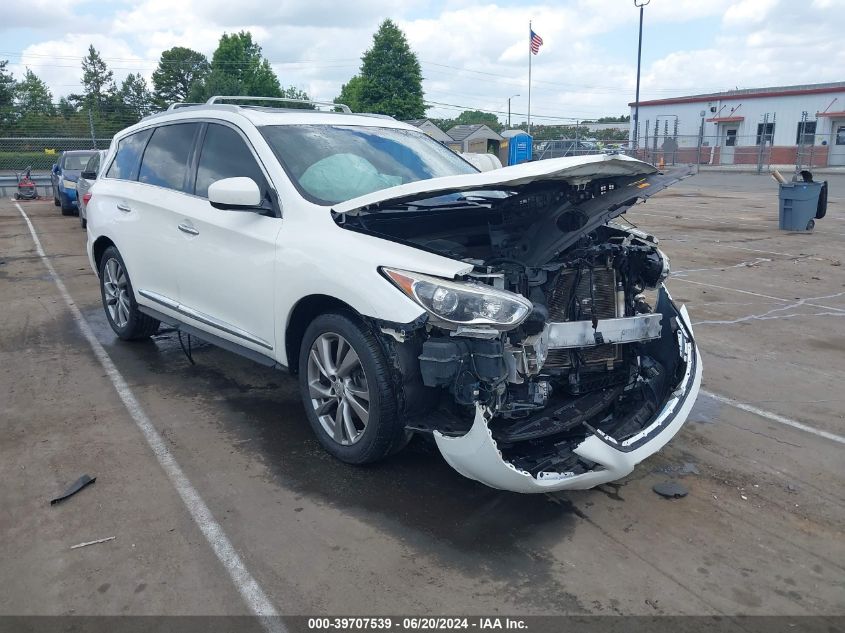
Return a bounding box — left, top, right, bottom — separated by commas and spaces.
151, 47, 209, 108
334, 75, 364, 111
81, 45, 116, 112
356, 19, 425, 119
451, 109, 502, 132
117, 73, 153, 120
190, 31, 282, 101
15, 69, 54, 116
0, 60, 17, 130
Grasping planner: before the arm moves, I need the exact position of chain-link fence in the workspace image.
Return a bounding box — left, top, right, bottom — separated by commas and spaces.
0, 136, 112, 171
531, 130, 843, 172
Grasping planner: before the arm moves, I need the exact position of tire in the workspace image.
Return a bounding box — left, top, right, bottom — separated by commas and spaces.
298, 312, 404, 464
98, 246, 160, 341
80, 210, 87, 229
53, 186, 60, 207
815, 182, 827, 220
806, 219, 815, 232
59, 192, 75, 216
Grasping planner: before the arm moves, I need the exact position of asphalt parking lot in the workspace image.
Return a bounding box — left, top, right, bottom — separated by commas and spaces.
1, 172, 843, 621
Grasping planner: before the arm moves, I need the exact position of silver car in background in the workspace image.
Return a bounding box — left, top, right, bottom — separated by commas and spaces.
77, 150, 107, 229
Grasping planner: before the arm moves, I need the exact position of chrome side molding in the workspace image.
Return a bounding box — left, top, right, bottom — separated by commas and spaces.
138, 289, 273, 350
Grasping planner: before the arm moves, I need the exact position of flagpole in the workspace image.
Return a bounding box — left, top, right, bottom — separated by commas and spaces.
528, 20, 532, 135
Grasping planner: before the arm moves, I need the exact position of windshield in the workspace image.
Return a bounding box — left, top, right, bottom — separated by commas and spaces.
259, 124, 477, 205
63, 153, 95, 170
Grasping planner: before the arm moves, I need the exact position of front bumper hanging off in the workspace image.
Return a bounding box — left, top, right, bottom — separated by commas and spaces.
433, 295, 702, 494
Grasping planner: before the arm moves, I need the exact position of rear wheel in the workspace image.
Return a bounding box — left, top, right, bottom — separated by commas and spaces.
59, 192, 75, 216
298, 313, 405, 464
53, 186, 60, 207
98, 246, 160, 340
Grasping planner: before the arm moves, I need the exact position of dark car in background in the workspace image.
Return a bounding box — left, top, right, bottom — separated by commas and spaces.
77, 150, 107, 229
51, 150, 96, 216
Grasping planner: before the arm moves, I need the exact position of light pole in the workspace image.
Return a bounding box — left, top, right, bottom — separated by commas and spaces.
508, 94, 520, 128
632, 0, 650, 151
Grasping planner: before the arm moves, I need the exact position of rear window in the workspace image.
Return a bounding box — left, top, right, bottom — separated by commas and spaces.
62, 153, 95, 170
139, 123, 199, 191
106, 129, 152, 180
259, 124, 476, 205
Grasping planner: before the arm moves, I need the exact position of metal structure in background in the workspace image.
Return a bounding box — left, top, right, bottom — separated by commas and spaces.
632, 0, 650, 150
508, 94, 520, 128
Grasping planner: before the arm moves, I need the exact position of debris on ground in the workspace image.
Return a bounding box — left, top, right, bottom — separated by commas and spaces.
653, 482, 688, 498
50, 474, 96, 506
70, 536, 115, 550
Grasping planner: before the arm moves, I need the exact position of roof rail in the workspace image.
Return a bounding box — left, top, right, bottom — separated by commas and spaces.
167, 102, 204, 110
206, 96, 351, 113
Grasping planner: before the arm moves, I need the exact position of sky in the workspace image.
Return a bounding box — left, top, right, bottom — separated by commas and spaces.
2, 0, 844, 123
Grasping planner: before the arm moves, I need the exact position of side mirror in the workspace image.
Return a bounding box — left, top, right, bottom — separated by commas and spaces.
81, 170, 97, 180
52, 164, 59, 174
208, 177, 262, 211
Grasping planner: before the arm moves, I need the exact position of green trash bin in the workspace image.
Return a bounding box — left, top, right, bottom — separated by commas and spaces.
778, 181, 822, 232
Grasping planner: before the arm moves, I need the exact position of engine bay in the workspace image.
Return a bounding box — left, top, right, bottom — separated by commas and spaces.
339, 169, 693, 480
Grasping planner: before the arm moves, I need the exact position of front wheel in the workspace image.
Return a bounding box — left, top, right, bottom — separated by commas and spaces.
98, 246, 160, 340
298, 313, 405, 464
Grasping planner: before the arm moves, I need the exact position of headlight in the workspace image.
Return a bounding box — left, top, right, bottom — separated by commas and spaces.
63, 179, 76, 190
383, 268, 532, 330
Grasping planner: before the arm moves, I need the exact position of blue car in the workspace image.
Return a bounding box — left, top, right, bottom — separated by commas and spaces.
52, 150, 97, 216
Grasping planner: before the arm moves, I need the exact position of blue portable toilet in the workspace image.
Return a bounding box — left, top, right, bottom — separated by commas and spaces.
500, 129, 533, 165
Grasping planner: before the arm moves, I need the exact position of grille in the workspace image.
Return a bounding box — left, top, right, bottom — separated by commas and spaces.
545, 266, 620, 369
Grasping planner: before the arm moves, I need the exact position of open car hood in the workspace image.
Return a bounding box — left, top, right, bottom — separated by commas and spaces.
332, 153, 659, 216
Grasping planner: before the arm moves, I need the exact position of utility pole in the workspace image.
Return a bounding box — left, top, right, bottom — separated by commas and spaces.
632, 0, 650, 151
508, 94, 520, 128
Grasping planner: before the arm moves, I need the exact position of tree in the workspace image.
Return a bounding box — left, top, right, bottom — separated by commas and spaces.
355, 19, 425, 119
15, 69, 54, 117
334, 75, 364, 112
190, 32, 282, 101
151, 47, 209, 109
451, 110, 502, 132
81, 45, 115, 112
118, 73, 153, 119
0, 60, 16, 130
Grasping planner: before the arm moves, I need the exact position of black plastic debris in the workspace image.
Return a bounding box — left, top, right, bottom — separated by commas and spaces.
652, 481, 688, 499
50, 474, 96, 506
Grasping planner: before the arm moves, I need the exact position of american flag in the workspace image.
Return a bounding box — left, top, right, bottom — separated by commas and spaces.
530, 29, 543, 55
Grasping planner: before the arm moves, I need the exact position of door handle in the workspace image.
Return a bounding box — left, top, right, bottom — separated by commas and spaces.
178, 223, 199, 236
116, 202, 131, 212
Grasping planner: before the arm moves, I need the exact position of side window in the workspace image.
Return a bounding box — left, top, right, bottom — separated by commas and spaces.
195, 124, 267, 199
138, 123, 199, 191
106, 129, 152, 180
84, 153, 99, 173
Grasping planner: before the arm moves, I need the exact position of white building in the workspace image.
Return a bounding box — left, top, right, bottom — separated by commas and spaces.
629, 82, 845, 166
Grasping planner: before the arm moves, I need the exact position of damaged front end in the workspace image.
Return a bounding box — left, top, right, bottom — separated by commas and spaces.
337, 156, 702, 492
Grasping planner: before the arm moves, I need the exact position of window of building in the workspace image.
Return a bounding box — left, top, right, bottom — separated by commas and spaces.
756, 122, 775, 146
796, 121, 816, 145
138, 123, 199, 191
106, 129, 152, 180
725, 129, 737, 147
836, 125, 845, 146
194, 124, 267, 199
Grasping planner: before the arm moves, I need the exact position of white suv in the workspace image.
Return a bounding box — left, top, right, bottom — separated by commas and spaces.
86, 96, 701, 493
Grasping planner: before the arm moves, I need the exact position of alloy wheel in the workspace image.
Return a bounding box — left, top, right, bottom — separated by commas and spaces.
103, 257, 130, 328
306, 332, 370, 445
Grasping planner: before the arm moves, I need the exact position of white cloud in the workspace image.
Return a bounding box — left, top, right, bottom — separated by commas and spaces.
12, 35, 147, 97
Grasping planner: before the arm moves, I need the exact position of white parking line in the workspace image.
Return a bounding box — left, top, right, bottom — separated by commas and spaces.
14, 203, 284, 632
701, 390, 845, 446
672, 277, 845, 312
